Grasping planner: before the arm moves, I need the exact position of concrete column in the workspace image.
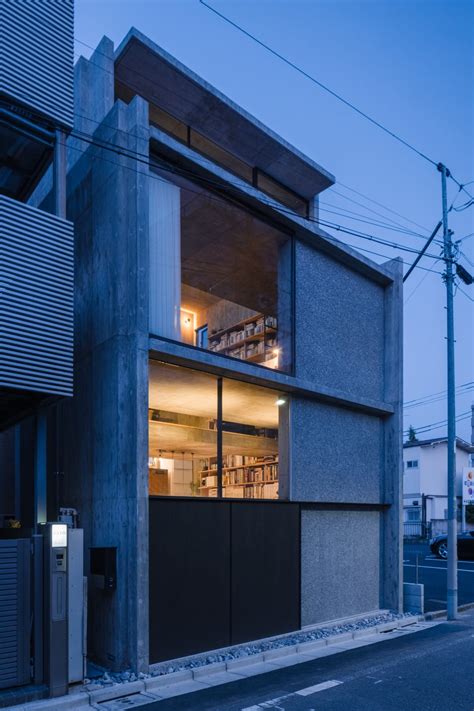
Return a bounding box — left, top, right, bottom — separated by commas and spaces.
381, 257, 403, 612
62, 94, 150, 673
308, 194, 319, 222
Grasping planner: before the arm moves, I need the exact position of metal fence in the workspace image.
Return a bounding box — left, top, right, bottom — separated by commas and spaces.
403, 522, 432, 539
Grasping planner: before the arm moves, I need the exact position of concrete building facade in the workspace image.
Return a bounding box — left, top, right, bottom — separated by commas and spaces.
15, 28, 403, 674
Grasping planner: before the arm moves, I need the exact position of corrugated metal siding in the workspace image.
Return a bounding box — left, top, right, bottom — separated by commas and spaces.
0, 196, 74, 396
0, 539, 30, 689
0, 0, 74, 128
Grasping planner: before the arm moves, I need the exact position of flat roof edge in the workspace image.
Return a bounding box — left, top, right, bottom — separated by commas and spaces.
115, 27, 336, 191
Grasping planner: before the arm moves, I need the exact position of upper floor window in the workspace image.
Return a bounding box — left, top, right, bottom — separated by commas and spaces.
149, 165, 293, 373
406, 460, 419, 469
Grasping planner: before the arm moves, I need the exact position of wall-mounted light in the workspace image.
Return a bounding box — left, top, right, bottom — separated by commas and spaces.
275, 398, 286, 406
273, 347, 280, 355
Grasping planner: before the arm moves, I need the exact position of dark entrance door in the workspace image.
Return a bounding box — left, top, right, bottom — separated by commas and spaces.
149, 499, 300, 664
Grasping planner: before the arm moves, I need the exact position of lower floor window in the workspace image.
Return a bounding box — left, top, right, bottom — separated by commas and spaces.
148, 360, 286, 499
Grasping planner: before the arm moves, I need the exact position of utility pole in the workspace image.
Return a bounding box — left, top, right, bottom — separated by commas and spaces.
439, 163, 458, 620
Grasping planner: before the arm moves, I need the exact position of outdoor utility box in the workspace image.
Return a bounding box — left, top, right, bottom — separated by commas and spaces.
68, 528, 86, 683
42, 523, 69, 698
90, 547, 117, 590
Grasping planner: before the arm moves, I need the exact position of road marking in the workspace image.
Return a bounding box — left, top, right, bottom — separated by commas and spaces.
295, 680, 343, 696
241, 680, 343, 708
403, 564, 474, 573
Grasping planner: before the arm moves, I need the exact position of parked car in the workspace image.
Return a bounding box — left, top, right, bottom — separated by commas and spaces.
430, 532, 474, 559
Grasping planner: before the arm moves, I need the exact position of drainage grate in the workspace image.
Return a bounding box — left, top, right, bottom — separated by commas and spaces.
97, 692, 157, 710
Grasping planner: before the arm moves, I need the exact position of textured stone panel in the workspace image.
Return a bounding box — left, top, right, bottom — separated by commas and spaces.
291, 399, 383, 503
295, 242, 385, 402
301, 509, 380, 626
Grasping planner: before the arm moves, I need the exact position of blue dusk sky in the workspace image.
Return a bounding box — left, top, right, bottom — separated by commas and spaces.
75, 0, 473, 441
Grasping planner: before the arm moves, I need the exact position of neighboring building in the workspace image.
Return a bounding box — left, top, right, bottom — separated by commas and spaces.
403, 436, 474, 535
0, 0, 74, 695
3, 27, 403, 676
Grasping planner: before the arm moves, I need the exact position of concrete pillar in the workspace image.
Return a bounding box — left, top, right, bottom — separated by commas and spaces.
381, 257, 403, 612
59, 93, 150, 672
308, 194, 319, 222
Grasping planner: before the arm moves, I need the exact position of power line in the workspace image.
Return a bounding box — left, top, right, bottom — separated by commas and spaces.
404, 382, 474, 407
403, 410, 471, 436
404, 257, 441, 305
199, 0, 438, 167
334, 182, 432, 236
66, 122, 444, 265
458, 286, 474, 303
324, 190, 430, 241
318, 203, 429, 240
74, 35, 435, 244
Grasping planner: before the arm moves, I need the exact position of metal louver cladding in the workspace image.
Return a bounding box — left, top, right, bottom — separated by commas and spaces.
0, 539, 30, 689
0, 196, 74, 396
0, 0, 74, 128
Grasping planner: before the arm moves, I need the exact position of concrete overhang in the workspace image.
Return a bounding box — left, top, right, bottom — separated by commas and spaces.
114, 28, 335, 200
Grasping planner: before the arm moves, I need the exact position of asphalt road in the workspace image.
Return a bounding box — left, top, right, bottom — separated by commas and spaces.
145, 611, 474, 710
404, 542, 474, 612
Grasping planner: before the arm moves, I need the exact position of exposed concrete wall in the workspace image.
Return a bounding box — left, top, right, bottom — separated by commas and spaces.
294, 241, 385, 402
380, 258, 403, 613
301, 508, 381, 625
290, 399, 383, 503
57, 86, 150, 672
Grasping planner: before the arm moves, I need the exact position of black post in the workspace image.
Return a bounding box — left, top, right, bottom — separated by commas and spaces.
217, 378, 223, 498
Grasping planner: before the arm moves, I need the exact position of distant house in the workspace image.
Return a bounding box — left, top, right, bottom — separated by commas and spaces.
403, 436, 474, 535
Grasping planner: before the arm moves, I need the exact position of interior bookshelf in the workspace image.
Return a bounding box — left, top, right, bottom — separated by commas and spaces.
207, 313, 278, 365
199, 455, 279, 499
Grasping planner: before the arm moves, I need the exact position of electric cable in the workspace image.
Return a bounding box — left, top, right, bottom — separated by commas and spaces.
198, 0, 438, 167
73, 35, 437, 241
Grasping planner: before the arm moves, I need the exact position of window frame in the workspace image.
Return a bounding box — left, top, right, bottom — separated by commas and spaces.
148, 359, 285, 501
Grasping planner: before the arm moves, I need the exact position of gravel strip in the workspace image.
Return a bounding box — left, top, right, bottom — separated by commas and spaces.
84, 611, 413, 690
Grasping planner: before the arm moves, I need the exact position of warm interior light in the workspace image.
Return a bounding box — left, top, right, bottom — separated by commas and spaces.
275, 398, 286, 406
273, 347, 280, 355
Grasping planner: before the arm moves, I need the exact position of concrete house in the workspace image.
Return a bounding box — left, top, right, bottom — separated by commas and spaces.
403, 436, 474, 535
7, 27, 403, 675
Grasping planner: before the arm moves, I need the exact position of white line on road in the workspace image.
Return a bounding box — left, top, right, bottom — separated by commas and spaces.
295, 680, 343, 696
241, 680, 343, 708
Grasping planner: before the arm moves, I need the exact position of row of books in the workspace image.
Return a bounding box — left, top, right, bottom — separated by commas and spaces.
205, 482, 279, 499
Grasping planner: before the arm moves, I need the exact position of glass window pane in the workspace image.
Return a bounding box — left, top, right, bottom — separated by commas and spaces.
148, 361, 218, 497
149, 166, 293, 373
222, 378, 283, 499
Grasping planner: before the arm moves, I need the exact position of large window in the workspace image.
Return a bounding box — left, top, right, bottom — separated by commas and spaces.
148, 361, 286, 499
149, 165, 293, 373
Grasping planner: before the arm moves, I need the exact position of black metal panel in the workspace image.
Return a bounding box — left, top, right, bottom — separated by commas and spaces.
149, 499, 231, 663
0, 539, 30, 689
230, 502, 300, 645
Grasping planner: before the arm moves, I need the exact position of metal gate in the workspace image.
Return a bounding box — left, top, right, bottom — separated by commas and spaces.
0, 538, 31, 689
149, 499, 300, 664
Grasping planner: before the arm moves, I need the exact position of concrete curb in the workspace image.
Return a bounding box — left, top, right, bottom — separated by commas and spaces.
8, 616, 426, 711
425, 601, 474, 621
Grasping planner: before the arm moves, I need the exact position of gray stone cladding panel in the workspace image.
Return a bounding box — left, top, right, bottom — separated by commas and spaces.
291, 399, 383, 503
295, 242, 385, 402
301, 509, 380, 626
